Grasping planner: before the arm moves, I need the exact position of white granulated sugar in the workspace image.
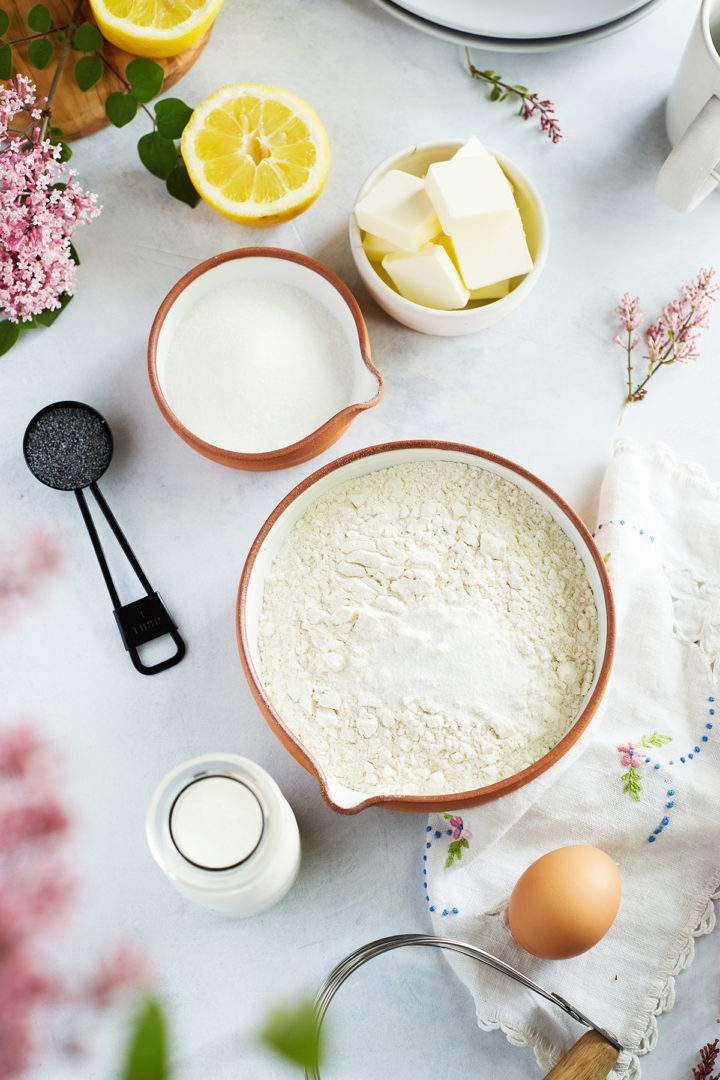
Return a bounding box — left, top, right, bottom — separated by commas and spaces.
163, 280, 354, 452
257, 460, 598, 796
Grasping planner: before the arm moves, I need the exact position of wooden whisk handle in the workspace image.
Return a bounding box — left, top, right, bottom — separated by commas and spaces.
543, 1030, 620, 1080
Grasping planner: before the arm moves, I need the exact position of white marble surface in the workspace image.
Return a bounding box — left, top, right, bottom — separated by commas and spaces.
4, 0, 720, 1075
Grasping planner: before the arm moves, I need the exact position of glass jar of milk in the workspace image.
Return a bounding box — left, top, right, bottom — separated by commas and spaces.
146, 753, 301, 916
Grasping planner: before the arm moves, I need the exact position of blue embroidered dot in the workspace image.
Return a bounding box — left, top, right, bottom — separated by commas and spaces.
669, 760, 674, 765
598, 524, 603, 529
442, 909, 449, 917
668, 789, 674, 796
706, 723, 713, 729
423, 855, 427, 861
654, 828, 662, 835
425, 895, 429, 901
620, 520, 625, 525
689, 754, 694, 760
452, 908, 459, 914
434, 831, 441, 838
446, 829, 452, 836
426, 843, 431, 849
639, 529, 645, 535
709, 697, 715, 703
666, 801, 674, 808
645, 757, 651, 763
710, 709, 715, 715
423, 868, 426, 875
654, 763, 660, 770
426, 826, 431, 832
662, 816, 669, 825
429, 905, 435, 912
695, 746, 701, 753
649, 836, 656, 843
680, 757, 686, 763
703, 736, 709, 742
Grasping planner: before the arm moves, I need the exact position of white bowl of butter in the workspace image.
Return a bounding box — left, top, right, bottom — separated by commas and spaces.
349, 139, 549, 336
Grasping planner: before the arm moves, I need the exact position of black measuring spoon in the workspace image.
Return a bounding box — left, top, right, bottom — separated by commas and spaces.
23, 401, 185, 676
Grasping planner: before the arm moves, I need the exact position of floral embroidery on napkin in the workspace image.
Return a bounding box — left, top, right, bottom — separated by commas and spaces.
423, 822, 460, 917
615, 702, 715, 843
444, 814, 472, 867
617, 732, 672, 801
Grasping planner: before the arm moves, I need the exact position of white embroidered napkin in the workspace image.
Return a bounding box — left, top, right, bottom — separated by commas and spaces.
425, 440, 720, 1078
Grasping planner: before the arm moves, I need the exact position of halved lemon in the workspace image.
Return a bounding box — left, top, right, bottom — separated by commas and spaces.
180, 84, 331, 226
88, 0, 224, 58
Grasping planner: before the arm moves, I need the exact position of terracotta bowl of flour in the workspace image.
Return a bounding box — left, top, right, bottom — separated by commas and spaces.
237, 441, 615, 814
148, 248, 383, 471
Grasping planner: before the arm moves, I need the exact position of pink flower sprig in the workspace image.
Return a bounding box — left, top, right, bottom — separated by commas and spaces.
693, 1039, 720, 1080
0, 723, 145, 1076
465, 49, 562, 143
0, 75, 100, 348
616, 268, 718, 414
0, 531, 59, 621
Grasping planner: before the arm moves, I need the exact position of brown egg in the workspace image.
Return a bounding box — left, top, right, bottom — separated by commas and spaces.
508, 845, 622, 960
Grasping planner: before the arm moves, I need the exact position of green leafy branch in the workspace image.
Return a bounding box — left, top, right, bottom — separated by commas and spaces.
122, 997, 168, 1080
260, 1000, 323, 1071
464, 47, 562, 143
101, 57, 198, 206
621, 765, 642, 802
0, 4, 68, 80
445, 836, 469, 868
121, 995, 323, 1079
0, 3, 199, 207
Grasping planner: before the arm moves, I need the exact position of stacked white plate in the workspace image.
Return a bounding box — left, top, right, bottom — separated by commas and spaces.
369, 0, 666, 52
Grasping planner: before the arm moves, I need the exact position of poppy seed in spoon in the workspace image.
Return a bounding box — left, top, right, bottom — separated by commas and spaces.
24, 404, 113, 491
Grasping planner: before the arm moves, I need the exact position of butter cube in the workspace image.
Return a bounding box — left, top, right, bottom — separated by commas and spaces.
354, 170, 440, 253
448, 208, 533, 290
435, 235, 513, 299
362, 232, 405, 263
382, 243, 470, 310
425, 155, 515, 234
469, 279, 511, 301
452, 136, 489, 159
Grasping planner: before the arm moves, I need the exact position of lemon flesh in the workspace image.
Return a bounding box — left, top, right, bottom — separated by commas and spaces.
89, 0, 223, 57
181, 84, 331, 225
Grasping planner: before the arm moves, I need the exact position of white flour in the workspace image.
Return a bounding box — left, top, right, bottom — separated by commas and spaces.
163, 280, 354, 452
257, 460, 598, 796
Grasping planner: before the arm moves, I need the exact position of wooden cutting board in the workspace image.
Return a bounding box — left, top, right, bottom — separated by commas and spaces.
5, 0, 210, 139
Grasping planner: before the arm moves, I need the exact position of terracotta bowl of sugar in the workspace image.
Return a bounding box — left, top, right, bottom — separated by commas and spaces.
237, 441, 615, 814
148, 248, 383, 471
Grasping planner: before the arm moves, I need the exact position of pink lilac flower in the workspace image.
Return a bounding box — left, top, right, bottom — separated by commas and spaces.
522, 94, 562, 143
0, 76, 100, 324
0, 532, 60, 620
0, 721, 145, 1076
448, 815, 472, 840
614, 293, 643, 341
617, 742, 645, 768
617, 268, 718, 407
84, 946, 147, 1008
0, 725, 41, 777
